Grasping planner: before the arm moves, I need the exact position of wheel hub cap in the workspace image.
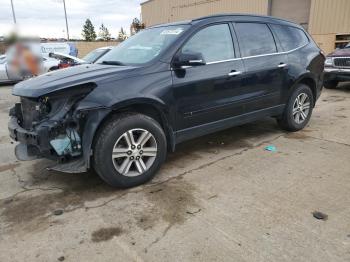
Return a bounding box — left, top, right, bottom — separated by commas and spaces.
111, 129, 157, 177
293, 93, 311, 124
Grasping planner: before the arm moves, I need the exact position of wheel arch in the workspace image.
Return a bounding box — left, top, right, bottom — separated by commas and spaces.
290, 74, 318, 106
92, 98, 176, 154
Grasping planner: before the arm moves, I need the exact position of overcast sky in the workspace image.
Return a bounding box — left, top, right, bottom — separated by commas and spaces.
0, 0, 144, 39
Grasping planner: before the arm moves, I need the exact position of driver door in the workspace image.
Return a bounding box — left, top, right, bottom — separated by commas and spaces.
172, 23, 245, 131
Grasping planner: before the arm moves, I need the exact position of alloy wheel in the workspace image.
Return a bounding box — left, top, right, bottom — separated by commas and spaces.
292, 93, 311, 124
111, 128, 157, 177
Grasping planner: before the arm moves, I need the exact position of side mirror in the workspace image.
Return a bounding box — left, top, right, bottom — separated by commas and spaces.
173, 52, 206, 68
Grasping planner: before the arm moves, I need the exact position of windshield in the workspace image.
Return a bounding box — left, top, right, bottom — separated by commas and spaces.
344, 42, 350, 49
83, 48, 110, 63
96, 25, 189, 65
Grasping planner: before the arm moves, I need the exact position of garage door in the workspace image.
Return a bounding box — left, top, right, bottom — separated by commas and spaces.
270, 0, 311, 30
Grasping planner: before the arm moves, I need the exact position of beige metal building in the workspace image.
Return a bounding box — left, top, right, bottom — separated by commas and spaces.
141, 0, 350, 54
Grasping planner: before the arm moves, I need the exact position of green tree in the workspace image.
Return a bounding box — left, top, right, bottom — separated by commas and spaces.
82, 19, 97, 41
118, 27, 127, 41
98, 23, 111, 41
130, 17, 145, 35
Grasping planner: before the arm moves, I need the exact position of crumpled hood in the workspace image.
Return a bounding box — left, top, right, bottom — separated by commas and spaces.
13, 64, 138, 98
327, 48, 350, 57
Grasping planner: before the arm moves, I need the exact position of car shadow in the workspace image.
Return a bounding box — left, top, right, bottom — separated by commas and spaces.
20, 117, 282, 193
336, 81, 350, 92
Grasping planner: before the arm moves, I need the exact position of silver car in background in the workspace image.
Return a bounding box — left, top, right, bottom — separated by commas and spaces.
0, 53, 84, 84
82, 46, 113, 63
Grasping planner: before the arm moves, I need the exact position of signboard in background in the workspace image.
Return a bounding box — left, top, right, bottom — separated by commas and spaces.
40, 43, 71, 56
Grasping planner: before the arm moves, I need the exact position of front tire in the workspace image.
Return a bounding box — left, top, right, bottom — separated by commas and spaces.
93, 113, 167, 188
277, 84, 314, 132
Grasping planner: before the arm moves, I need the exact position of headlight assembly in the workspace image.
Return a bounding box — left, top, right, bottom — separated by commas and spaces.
325, 57, 333, 66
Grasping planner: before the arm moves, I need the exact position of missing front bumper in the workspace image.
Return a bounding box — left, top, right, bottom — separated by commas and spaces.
15, 143, 41, 161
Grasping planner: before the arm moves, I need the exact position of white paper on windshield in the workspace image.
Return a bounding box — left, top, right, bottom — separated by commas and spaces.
128, 45, 152, 50
160, 28, 184, 35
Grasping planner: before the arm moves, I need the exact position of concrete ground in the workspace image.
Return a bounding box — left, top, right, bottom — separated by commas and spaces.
0, 83, 349, 262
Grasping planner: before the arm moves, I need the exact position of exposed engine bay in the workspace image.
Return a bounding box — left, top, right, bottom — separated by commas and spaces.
8, 85, 96, 166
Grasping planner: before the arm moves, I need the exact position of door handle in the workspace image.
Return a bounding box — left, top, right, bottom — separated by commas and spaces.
278, 63, 288, 68
228, 71, 242, 77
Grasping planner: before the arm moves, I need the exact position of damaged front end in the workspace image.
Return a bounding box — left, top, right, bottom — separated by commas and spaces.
8, 83, 101, 173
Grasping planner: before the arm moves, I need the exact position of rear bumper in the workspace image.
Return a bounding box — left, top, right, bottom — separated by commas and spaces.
324, 68, 350, 82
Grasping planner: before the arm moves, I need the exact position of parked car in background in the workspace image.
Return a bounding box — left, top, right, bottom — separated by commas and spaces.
0, 53, 85, 83
0, 56, 17, 84
0, 54, 6, 63
48, 52, 86, 70
9, 14, 324, 188
0, 55, 25, 83
82, 46, 113, 63
324, 42, 350, 88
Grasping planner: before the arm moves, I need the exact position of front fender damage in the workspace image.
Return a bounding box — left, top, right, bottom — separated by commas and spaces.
48, 108, 111, 173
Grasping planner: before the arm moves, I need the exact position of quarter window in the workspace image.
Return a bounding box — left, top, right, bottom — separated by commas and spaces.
182, 24, 235, 63
270, 24, 309, 51
235, 23, 277, 57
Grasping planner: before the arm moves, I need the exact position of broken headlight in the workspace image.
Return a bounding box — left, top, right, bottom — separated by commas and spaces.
42, 83, 96, 157
39, 83, 96, 119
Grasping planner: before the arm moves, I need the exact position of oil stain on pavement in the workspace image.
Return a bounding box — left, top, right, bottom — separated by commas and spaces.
91, 227, 124, 242
0, 170, 120, 233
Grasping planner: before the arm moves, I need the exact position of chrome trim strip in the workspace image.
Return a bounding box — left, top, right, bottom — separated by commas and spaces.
180, 65, 192, 69
176, 58, 241, 68
242, 43, 309, 60
324, 68, 350, 73
189, 60, 204, 63
206, 58, 241, 65
332, 57, 350, 59
172, 43, 309, 69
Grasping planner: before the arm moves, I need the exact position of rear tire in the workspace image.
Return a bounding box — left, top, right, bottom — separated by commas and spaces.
323, 80, 338, 89
277, 84, 314, 132
93, 113, 167, 188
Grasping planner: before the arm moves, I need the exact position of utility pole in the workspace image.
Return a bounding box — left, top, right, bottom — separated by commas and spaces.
10, 0, 17, 24
62, 0, 69, 40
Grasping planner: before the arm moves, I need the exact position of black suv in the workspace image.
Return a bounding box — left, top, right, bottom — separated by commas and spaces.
9, 14, 325, 188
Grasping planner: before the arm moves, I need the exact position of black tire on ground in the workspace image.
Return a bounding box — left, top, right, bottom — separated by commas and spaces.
323, 80, 338, 89
277, 84, 314, 132
93, 113, 167, 188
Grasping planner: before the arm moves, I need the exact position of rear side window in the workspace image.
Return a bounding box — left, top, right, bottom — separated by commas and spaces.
270, 24, 309, 51
182, 24, 235, 63
235, 23, 277, 57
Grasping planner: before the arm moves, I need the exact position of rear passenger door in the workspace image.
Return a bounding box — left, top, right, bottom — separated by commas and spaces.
234, 22, 289, 113
269, 24, 311, 103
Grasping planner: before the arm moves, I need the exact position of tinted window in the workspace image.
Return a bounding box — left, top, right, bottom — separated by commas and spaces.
235, 23, 277, 57
271, 24, 309, 51
182, 24, 235, 63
